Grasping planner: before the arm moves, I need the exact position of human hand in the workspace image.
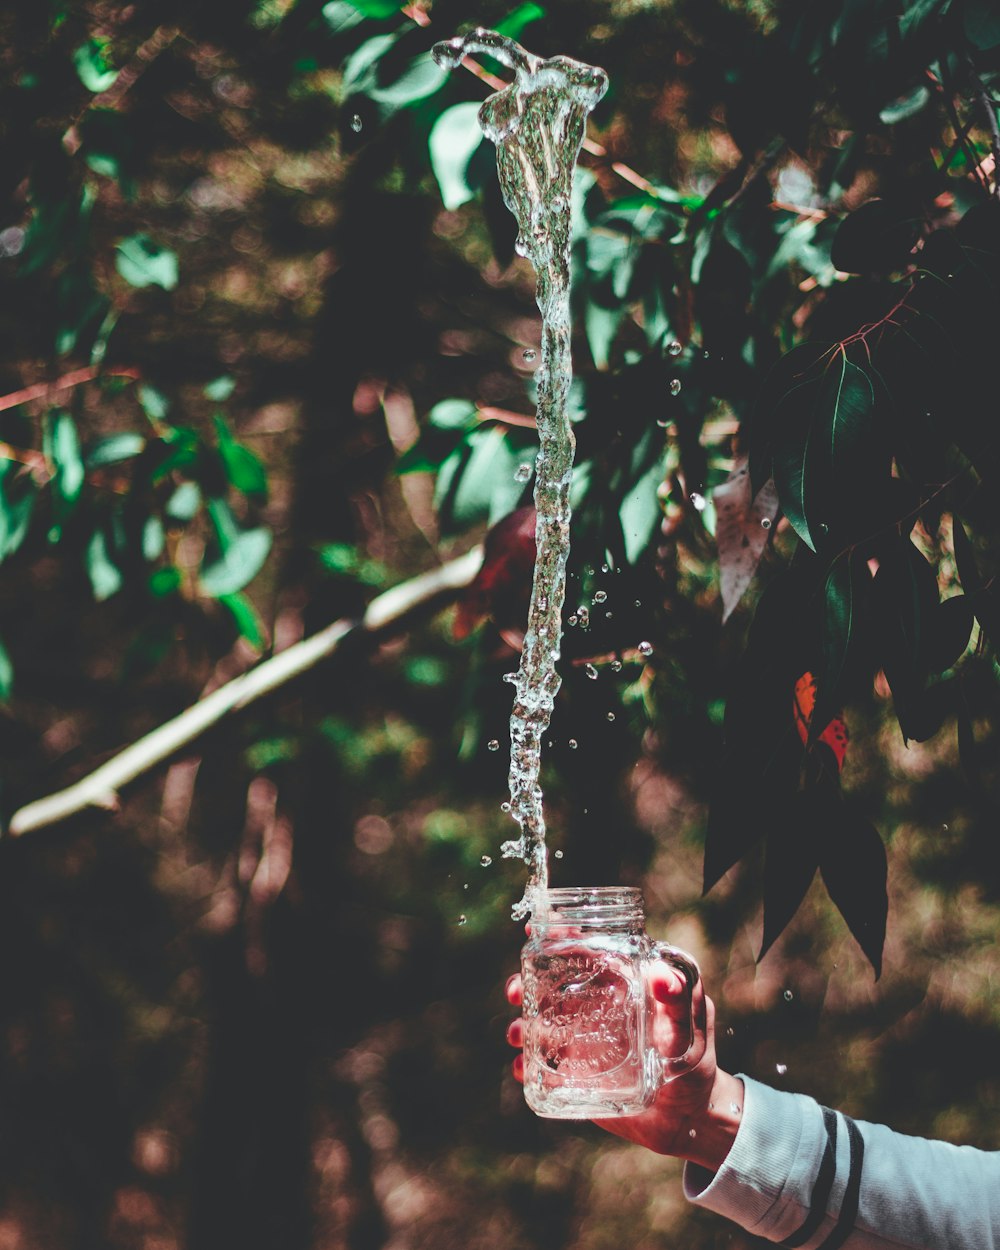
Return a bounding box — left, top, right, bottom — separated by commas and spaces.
506, 963, 744, 1171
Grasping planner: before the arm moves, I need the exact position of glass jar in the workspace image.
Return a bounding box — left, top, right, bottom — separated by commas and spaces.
520, 887, 705, 1119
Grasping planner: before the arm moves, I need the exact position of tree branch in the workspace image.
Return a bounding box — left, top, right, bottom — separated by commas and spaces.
6, 546, 484, 838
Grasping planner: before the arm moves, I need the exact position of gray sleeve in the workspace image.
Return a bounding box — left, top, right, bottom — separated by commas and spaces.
683, 1076, 1000, 1249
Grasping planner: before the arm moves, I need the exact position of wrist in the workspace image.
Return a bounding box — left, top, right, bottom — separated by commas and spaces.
679, 1070, 745, 1173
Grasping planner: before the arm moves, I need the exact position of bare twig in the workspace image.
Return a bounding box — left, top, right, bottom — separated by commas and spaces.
6, 547, 484, 837
0, 366, 139, 414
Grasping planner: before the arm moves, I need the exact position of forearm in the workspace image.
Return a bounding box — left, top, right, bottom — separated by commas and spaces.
684, 1077, 1000, 1250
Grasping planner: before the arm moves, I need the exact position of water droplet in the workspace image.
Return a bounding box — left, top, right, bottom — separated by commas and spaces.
464, 882, 469, 890
783, 989, 794, 1002
606, 711, 616, 722
726, 1026, 735, 1037
688, 1128, 697, 1138
522, 348, 537, 363
593, 589, 607, 604
604, 610, 612, 619
568, 738, 578, 749
502, 671, 517, 684
600, 563, 609, 573
775, 1063, 788, 1075
554, 849, 564, 859
761, 516, 772, 530
584, 663, 599, 680
480, 855, 492, 867
634, 599, 642, 607
669, 378, 682, 396
350, 113, 363, 133
514, 463, 532, 483
457, 914, 467, 925
610, 659, 622, 672
703, 349, 711, 359
667, 340, 682, 357
818, 522, 829, 536
690, 491, 706, 511
501, 801, 511, 813
637, 640, 653, 656
730, 1102, 742, 1116
487, 739, 500, 752
577, 606, 590, 626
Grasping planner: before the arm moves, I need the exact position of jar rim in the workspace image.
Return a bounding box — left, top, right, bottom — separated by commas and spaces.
544, 886, 642, 903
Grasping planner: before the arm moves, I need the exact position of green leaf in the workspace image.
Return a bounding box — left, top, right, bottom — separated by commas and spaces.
898, 0, 951, 42
143, 516, 165, 562
821, 354, 874, 475
316, 542, 388, 585
322, 2, 367, 34
964, 0, 1000, 48
0, 459, 36, 561
45, 410, 85, 534
428, 398, 479, 431
434, 426, 524, 532
879, 84, 931, 124
770, 378, 821, 551
817, 548, 871, 735
214, 415, 268, 497
429, 103, 485, 211
138, 385, 170, 421
819, 804, 887, 978
85, 432, 146, 468
495, 3, 547, 39
368, 52, 446, 108
73, 38, 118, 93
343, 0, 400, 16
204, 375, 236, 401
760, 790, 820, 961
165, 480, 201, 522
585, 302, 626, 371
200, 525, 273, 596
341, 33, 397, 94
0, 635, 13, 700
87, 527, 124, 601
218, 591, 267, 650
149, 566, 182, 598
115, 235, 179, 290
619, 453, 666, 564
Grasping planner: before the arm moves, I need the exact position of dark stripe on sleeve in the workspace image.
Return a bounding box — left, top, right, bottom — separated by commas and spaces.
780, 1108, 839, 1248
815, 1115, 865, 1250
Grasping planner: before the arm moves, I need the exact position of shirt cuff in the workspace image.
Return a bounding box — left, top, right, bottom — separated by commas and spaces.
682, 1076, 826, 1240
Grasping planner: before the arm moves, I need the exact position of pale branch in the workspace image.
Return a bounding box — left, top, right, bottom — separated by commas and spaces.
6, 546, 484, 838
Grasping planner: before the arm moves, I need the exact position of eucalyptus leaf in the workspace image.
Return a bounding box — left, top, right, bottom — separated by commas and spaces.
199, 526, 272, 596
85, 432, 146, 468
87, 527, 124, 601
73, 39, 118, 93
0, 635, 12, 700
429, 103, 485, 211
116, 235, 179, 290
219, 591, 267, 650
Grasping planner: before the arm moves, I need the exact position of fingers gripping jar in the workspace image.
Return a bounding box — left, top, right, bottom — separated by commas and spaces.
520, 887, 705, 1119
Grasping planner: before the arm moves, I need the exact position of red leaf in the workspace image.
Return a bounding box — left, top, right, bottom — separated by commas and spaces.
453, 506, 536, 645
793, 670, 849, 770
714, 456, 779, 622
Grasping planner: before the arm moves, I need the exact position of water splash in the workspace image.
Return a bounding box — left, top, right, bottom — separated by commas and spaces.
432, 30, 608, 921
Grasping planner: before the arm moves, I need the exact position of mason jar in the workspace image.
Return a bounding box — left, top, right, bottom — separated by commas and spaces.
520, 886, 705, 1119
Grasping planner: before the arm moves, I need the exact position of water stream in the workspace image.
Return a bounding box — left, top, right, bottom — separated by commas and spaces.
432, 30, 608, 920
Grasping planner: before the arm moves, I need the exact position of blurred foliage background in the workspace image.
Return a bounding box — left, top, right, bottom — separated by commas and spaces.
0, 0, 999, 1246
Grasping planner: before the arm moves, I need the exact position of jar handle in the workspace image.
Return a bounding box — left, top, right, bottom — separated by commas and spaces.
649, 942, 707, 1082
